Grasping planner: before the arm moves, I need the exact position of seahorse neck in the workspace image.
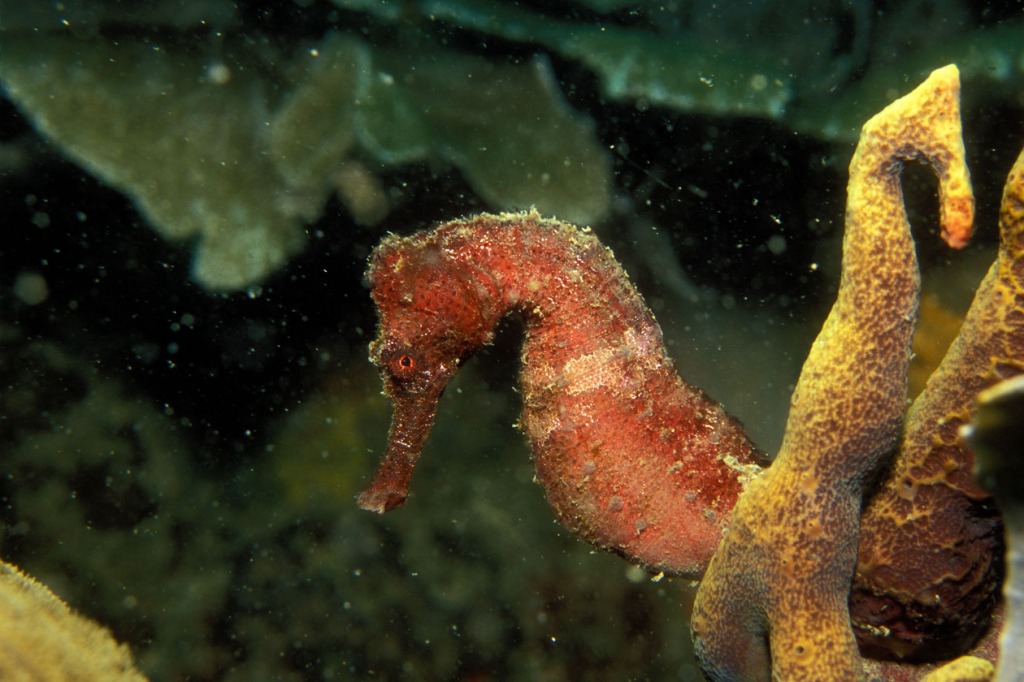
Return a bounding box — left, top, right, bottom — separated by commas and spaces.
498, 222, 660, 364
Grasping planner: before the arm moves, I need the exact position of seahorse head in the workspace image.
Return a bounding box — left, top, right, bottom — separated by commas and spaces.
366, 231, 499, 389
357, 229, 500, 513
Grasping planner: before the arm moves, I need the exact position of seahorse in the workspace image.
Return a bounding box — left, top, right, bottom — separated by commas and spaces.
356, 210, 767, 578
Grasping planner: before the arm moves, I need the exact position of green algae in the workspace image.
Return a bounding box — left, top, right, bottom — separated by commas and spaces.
341, 0, 1024, 141
1, 33, 303, 292
5, 2, 1022, 291
2, 28, 611, 290
347, 0, 793, 120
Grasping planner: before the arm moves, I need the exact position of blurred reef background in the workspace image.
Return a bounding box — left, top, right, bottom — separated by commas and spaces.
2, 1, 1023, 679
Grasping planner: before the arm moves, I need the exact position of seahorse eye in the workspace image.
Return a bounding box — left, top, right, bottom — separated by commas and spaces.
385, 348, 421, 381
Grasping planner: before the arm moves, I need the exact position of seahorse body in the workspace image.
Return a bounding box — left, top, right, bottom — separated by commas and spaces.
357, 210, 767, 578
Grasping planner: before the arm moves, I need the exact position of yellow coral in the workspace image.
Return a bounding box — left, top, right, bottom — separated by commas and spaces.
920, 656, 994, 682
0, 560, 148, 682
692, 65, 974, 680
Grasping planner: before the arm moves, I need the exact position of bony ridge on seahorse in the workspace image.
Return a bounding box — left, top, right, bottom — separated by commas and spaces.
357, 64, 1017, 677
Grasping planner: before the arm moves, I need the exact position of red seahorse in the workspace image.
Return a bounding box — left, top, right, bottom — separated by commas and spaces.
356, 210, 767, 577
